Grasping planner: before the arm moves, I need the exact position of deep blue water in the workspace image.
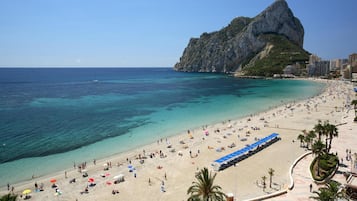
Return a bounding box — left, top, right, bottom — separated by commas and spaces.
0, 68, 324, 185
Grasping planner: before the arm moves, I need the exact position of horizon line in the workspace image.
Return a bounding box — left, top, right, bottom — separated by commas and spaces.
0, 66, 172, 68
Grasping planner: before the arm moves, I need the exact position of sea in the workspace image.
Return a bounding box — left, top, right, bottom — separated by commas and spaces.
0, 68, 325, 187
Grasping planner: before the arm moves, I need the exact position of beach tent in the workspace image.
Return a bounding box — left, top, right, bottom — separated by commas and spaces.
113, 174, 125, 183
211, 133, 280, 171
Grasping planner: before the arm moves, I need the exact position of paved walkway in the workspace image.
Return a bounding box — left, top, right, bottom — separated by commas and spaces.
270, 153, 318, 201
269, 112, 357, 200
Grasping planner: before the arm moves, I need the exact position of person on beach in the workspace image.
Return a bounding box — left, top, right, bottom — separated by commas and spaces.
161, 184, 166, 192
40, 183, 44, 191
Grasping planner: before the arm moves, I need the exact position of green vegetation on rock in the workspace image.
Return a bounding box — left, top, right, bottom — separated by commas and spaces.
242, 34, 309, 76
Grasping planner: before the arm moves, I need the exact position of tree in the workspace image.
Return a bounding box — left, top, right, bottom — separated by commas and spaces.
305, 130, 317, 149
261, 176, 267, 191
297, 133, 305, 147
321, 121, 330, 151
268, 168, 275, 188
314, 120, 324, 141
0, 194, 18, 201
304, 135, 312, 150
312, 140, 325, 176
326, 123, 338, 153
310, 180, 345, 201
187, 167, 226, 201
311, 188, 332, 201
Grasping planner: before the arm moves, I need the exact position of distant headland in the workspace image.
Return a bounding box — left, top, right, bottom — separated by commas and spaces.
174, 0, 309, 77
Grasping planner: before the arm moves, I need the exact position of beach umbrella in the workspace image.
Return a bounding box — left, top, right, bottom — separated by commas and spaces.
128, 165, 133, 168
22, 189, 31, 195
81, 169, 88, 172
50, 178, 57, 183
88, 178, 95, 183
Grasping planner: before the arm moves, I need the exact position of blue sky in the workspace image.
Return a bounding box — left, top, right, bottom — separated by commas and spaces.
0, 0, 356, 67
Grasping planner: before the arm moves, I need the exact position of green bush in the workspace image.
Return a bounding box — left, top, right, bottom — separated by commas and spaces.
0, 194, 18, 201
310, 154, 338, 181
319, 160, 330, 171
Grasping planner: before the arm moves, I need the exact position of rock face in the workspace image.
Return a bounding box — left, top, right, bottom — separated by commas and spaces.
174, 0, 306, 75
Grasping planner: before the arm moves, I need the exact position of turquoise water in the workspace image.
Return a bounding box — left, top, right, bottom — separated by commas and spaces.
0, 68, 324, 186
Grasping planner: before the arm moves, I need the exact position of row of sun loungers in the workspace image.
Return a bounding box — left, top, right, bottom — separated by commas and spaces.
211, 133, 280, 171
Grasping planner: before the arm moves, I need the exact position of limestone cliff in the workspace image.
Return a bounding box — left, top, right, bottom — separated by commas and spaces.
174, 0, 308, 76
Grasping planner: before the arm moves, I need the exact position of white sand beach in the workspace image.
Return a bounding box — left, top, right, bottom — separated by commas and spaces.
1, 79, 355, 201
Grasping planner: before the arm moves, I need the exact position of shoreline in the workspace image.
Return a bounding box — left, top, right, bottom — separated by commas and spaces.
1, 78, 353, 201
0, 78, 324, 186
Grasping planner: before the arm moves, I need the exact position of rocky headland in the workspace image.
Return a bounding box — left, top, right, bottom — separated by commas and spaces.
174, 0, 309, 76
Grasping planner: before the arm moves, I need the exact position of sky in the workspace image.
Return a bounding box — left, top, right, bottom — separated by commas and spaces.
0, 0, 356, 67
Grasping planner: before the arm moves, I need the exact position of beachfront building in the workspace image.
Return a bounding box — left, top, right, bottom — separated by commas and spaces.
309, 54, 321, 64
342, 64, 352, 80
350, 53, 357, 82
349, 53, 357, 67
307, 54, 331, 77
307, 60, 330, 77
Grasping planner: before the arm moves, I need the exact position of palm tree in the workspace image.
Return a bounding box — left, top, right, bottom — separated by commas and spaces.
187, 167, 226, 201
320, 121, 331, 152
310, 180, 345, 201
305, 130, 317, 149
268, 168, 275, 188
314, 120, 324, 141
312, 140, 325, 177
326, 123, 338, 153
311, 188, 332, 201
304, 135, 312, 150
297, 133, 305, 147
261, 176, 267, 191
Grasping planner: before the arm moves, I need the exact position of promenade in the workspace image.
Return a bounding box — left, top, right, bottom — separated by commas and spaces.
270, 106, 357, 201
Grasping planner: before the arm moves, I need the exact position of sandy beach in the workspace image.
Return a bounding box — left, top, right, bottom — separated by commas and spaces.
1, 79, 355, 201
